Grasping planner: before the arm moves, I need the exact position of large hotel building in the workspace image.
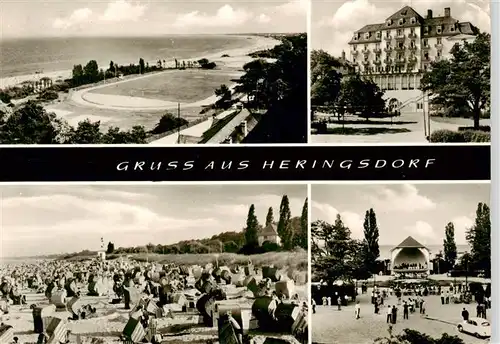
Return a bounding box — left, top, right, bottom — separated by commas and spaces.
347, 6, 479, 113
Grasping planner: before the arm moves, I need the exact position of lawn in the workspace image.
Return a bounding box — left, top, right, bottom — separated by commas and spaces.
88, 69, 236, 103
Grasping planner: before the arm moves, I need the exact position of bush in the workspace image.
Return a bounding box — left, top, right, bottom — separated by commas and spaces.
261, 241, 281, 253
458, 125, 490, 132
151, 113, 189, 135
38, 90, 59, 101
429, 129, 490, 143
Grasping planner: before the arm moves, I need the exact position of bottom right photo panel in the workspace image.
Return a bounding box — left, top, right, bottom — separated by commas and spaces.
310, 183, 491, 344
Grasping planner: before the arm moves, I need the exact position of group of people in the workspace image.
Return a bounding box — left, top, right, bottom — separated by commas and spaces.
392, 262, 428, 270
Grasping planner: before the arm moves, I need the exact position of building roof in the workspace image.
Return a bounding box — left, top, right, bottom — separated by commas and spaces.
392, 236, 427, 250
385, 6, 424, 25
259, 223, 278, 237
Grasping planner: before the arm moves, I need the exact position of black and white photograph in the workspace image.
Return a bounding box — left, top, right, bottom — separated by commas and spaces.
0, 0, 307, 144
0, 184, 309, 343
310, 0, 491, 144
310, 183, 492, 344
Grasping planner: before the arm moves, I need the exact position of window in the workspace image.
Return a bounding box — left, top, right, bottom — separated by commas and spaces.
410, 40, 416, 48
410, 17, 416, 24
437, 38, 442, 44
437, 25, 442, 34
424, 52, 429, 60
386, 19, 393, 26
397, 29, 402, 36
353, 45, 357, 51
437, 50, 442, 57
423, 38, 428, 47
399, 18, 404, 25
376, 31, 381, 39
398, 42, 404, 48
450, 25, 455, 32
353, 57, 357, 63
424, 26, 429, 34
365, 32, 370, 39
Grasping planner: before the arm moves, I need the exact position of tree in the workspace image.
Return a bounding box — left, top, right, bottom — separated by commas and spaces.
311, 215, 369, 284
109, 61, 115, 72
294, 197, 308, 249
277, 195, 293, 249
198, 58, 209, 67
139, 58, 145, 74
64, 119, 103, 144
214, 84, 232, 109
106, 242, 115, 254
101, 125, 147, 144
0, 101, 68, 144
466, 202, 491, 277
151, 113, 188, 135
443, 222, 458, 269
362, 208, 380, 275
72, 64, 84, 85
265, 207, 274, 227
421, 33, 490, 129
245, 204, 259, 247
310, 50, 343, 109
83, 60, 100, 83
337, 74, 386, 120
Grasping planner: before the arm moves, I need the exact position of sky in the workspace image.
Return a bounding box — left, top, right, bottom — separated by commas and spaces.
312, 0, 491, 56
0, 184, 307, 257
0, 0, 307, 39
312, 183, 490, 248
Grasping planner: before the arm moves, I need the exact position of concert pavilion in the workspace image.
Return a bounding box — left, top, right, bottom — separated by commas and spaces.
390, 236, 431, 278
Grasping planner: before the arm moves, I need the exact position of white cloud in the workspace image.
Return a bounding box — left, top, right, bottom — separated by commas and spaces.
100, 0, 147, 22
276, 0, 308, 17
173, 5, 252, 28
257, 14, 271, 24
311, 201, 364, 239
52, 8, 93, 29
403, 221, 436, 244
365, 184, 436, 212
450, 216, 474, 245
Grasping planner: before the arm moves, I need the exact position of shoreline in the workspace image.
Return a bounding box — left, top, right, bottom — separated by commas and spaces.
0, 35, 278, 90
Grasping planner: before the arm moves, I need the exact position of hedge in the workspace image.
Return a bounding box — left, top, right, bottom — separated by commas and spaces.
429, 129, 490, 143
458, 125, 490, 132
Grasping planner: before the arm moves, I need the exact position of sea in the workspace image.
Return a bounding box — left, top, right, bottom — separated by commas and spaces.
0, 35, 254, 78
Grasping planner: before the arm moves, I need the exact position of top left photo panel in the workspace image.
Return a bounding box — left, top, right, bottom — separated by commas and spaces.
0, 0, 308, 145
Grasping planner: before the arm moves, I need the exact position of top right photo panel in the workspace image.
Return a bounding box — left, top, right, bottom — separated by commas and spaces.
310, 0, 491, 144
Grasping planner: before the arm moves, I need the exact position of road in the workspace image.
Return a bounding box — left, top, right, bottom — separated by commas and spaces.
311, 112, 490, 144
312, 290, 489, 344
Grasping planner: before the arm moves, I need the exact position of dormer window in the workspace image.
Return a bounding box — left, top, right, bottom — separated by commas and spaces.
376, 31, 381, 39
386, 19, 393, 26
410, 17, 416, 24
437, 25, 443, 34
450, 25, 455, 32
424, 26, 429, 34
365, 32, 370, 39
399, 18, 404, 25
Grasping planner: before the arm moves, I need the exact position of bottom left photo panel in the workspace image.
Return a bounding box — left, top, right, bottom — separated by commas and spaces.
0, 184, 310, 344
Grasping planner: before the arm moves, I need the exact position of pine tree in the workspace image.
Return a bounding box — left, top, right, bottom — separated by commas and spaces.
362, 208, 380, 274
245, 204, 259, 247
265, 207, 274, 227
294, 197, 308, 249
443, 222, 458, 269
278, 195, 293, 249
466, 202, 491, 277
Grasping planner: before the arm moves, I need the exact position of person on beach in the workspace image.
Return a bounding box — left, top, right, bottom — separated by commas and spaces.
386, 305, 392, 323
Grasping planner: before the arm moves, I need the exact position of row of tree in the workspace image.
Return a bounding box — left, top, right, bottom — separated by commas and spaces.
105, 196, 308, 256
311, 208, 380, 284
0, 101, 188, 144
244, 196, 308, 253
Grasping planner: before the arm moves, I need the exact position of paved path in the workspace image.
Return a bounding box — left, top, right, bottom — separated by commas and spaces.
312, 290, 489, 344
311, 112, 490, 144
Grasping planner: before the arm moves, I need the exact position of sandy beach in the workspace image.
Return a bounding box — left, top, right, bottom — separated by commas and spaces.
0, 35, 278, 90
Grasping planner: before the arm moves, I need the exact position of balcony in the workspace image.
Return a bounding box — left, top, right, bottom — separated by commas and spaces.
408, 32, 417, 39
362, 49, 370, 55
384, 35, 392, 41
435, 43, 443, 49
422, 45, 431, 50
408, 45, 418, 51
395, 33, 406, 41
395, 58, 406, 65
362, 60, 370, 66
394, 45, 406, 52
384, 58, 393, 64
384, 47, 393, 53
373, 59, 382, 65
373, 47, 382, 54
351, 49, 359, 56
408, 55, 418, 63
